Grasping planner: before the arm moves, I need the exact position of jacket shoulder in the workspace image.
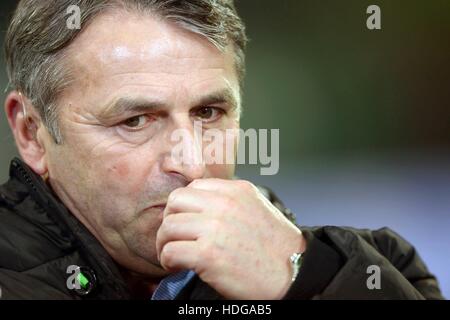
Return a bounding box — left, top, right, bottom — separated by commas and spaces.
0, 179, 80, 299
291, 226, 444, 299
0, 180, 74, 271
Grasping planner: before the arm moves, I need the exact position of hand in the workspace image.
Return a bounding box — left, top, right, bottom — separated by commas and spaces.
156, 178, 306, 299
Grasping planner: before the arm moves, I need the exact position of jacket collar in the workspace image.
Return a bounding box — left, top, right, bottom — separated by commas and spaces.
9, 157, 132, 299
8, 158, 221, 300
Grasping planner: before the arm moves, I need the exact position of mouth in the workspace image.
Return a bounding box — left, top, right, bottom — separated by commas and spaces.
144, 203, 166, 210
143, 204, 167, 219
152, 204, 166, 212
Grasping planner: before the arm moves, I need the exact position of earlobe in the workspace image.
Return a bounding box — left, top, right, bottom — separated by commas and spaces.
4, 91, 49, 176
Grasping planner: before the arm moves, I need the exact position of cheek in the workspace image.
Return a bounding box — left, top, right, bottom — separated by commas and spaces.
106, 158, 143, 195
102, 149, 160, 197
111, 161, 130, 178
96, 159, 147, 227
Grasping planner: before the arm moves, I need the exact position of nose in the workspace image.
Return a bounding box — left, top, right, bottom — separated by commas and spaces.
161, 120, 206, 182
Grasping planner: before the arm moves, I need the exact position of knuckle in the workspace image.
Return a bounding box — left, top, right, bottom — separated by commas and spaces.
168, 188, 182, 204
198, 240, 211, 260
189, 179, 203, 188
161, 216, 175, 234
160, 243, 176, 267
236, 179, 254, 192
219, 195, 234, 211
204, 242, 220, 263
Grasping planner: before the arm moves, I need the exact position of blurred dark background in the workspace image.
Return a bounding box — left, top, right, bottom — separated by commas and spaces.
1, 0, 449, 298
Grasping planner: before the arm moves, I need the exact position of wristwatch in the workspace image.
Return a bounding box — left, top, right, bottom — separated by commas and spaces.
289, 252, 303, 282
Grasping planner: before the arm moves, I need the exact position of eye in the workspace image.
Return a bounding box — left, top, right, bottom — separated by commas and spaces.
193, 107, 224, 122
120, 115, 152, 129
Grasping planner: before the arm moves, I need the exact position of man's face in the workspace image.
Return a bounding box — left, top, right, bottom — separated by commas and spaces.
44, 11, 241, 277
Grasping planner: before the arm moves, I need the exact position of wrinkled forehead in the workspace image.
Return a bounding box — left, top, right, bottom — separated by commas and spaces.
64, 10, 240, 103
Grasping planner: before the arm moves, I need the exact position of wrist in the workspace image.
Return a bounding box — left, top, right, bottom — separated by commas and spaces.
274, 232, 307, 299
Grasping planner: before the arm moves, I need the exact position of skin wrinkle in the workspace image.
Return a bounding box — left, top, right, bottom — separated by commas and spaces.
69, 72, 239, 124
97, 66, 227, 75
25, 9, 239, 283
4, 3, 311, 300
98, 87, 238, 120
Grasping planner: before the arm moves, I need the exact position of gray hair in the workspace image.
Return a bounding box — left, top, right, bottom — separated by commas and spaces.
4, 0, 248, 144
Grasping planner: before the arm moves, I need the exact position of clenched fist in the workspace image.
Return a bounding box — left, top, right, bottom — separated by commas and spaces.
156, 178, 306, 299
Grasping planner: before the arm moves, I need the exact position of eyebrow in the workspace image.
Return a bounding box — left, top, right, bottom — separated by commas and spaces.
97, 97, 166, 121
98, 88, 240, 121
194, 88, 240, 113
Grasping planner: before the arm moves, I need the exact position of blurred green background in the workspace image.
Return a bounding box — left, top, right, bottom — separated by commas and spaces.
237, 0, 450, 161
0, 0, 449, 297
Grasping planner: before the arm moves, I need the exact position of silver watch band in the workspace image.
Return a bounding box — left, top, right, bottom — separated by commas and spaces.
289, 252, 303, 282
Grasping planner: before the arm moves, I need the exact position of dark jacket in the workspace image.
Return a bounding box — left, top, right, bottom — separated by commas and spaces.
0, 158, 444, 300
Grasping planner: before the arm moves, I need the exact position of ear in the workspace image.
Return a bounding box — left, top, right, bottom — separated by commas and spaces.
4, 91, 49, 176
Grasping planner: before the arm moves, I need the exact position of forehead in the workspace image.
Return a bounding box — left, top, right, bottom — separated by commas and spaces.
66, 10, 239, 103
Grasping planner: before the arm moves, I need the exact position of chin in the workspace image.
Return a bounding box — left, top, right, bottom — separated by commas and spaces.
115, 245, 167, 277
